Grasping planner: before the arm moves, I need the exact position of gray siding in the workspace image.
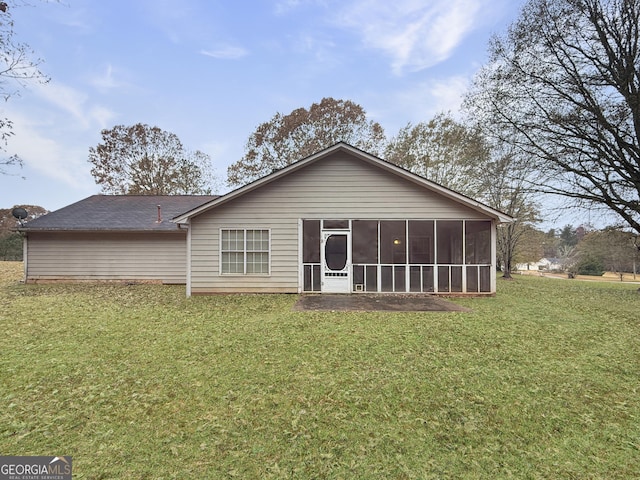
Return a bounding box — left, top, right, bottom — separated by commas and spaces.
189, 153, 489, 294
26, 231, 188, 284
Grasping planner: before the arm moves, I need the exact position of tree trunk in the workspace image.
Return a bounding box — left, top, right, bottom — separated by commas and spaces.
502, 252, 513, 279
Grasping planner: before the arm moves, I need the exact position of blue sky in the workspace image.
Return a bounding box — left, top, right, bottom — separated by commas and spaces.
1, 0, 530, 213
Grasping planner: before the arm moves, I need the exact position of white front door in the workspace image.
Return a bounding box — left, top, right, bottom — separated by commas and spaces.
321, 230, 351, 293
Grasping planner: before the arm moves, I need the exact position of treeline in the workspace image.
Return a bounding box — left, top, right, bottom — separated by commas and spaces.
516, 224, 639, 279
0, 206, 47, 260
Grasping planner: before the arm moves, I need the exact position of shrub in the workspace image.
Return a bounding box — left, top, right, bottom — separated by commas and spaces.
576, 256, 605, 276
0, 233, 23, 261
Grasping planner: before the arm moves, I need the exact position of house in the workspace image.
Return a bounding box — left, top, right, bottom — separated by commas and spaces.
18, 195, 216, 284
516, 257, 563, 272
19, 143, 513, 295
173, 143, 513, 296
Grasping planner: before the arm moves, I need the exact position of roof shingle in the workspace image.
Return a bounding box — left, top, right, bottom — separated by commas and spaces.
19, 195, 218, 232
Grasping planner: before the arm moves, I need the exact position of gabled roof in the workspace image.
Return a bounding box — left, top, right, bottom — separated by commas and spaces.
173, 142, 514, 224
19, 195, 218, 232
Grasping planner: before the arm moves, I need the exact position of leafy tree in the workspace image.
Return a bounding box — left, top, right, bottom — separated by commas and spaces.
0, 1, 51, 174
559, 224, 579, 248
384, 112, 487, 196
227, 98, 386, 187
576, 227, 639, 279
465, 0, 640, 234
0, 231, 21, 260
89, 124, 216, 195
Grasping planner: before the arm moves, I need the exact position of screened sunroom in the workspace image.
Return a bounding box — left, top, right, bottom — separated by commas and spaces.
301, 219, 494, 294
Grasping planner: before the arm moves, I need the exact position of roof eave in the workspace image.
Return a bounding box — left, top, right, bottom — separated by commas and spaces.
351, 152, 516, 223
172, 142, 516, 224
172, 144, 346, 223
18, 227, 186, 233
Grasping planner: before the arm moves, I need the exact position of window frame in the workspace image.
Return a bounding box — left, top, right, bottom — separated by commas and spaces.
219, 228, 271, 276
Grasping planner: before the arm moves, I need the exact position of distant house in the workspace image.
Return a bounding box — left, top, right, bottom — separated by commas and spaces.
18, 195, 216, 284
516, 257, 563, 272
19, 143, 513, 294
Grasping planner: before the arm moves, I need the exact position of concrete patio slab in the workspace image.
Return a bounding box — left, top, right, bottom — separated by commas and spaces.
293, 294, 472, 312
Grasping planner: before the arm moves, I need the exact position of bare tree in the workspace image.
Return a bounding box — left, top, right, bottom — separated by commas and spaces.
0, 1, 51, 174
384, 112, 487, 196
89, 124, 216, 195
513, 225, 547, 266
466, 0, 640, 233
227, 98, 387, 187
478, 144, 541, 278
386, 111, 540, 278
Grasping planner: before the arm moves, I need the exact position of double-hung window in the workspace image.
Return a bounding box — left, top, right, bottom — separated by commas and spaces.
221, 229, 270, 275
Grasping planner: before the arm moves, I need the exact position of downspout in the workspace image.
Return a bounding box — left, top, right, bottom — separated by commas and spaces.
22, 233, 28, 283
185, 220, 192, 297
297, 218, 303, 293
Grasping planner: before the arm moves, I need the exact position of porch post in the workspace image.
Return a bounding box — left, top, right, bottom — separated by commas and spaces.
491, 220, 498, 294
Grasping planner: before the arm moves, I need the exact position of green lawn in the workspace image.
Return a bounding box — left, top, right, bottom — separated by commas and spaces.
1, 262, 638, 479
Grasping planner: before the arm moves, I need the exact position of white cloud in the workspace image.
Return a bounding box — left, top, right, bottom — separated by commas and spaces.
200, 45, 249, 60
7, 112, 94, 190
89, 64, 131, 93
54, 6, 94, 34
88, 105, 117, 130
290, 33, 340, 69
334, 0, 485, 75
36, 82, 87, 123
423, 75, 471, 115
32, 81, 116, 130
274, 0, 302, 15
1, 78, 117, 195
138, 0, 200, 44
370, 75, 471, 135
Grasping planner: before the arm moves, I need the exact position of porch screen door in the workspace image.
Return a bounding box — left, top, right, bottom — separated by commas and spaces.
321, 231, 351, 293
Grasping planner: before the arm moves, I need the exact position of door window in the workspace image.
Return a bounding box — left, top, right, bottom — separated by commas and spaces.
325, 234, 347, 270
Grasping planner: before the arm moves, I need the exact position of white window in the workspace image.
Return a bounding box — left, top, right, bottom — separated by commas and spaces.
221, 229, 270, 275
